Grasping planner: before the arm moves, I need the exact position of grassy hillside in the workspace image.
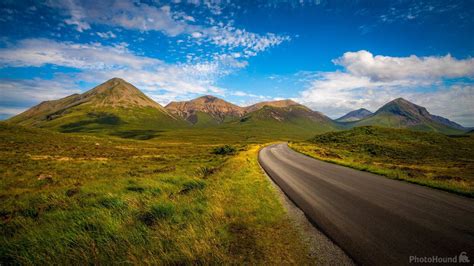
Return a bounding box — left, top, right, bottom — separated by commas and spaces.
8, 78, 187, 137
220, 105, 340, 140
41, 105, 185, 134
0, 123, 312, 264
352, 113, 463, 135
290, 126, 474, 196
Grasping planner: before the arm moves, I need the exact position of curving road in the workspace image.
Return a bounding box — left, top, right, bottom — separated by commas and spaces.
259, 143, 474, 265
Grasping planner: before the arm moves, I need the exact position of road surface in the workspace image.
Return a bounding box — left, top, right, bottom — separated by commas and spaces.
259, 143, 474, 265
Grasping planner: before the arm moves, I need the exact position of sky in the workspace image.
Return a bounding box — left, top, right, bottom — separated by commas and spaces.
0, 0, 473, 126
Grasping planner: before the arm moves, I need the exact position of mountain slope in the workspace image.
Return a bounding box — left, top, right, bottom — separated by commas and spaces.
336, 108, 373, 122
165, 95, 245, 126
245, 99, 300, 113
226, 104, 340, 138
430, 115, 465, 131
351, 98, 465, 134
8, 78, 185, 137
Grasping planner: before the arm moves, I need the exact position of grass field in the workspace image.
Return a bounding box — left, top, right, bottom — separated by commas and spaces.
2, 120, 472, 264
0, 123, 312, 264
290, 126, 474, 197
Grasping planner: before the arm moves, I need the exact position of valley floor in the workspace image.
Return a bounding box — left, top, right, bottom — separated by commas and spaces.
0, 123, 312, 264
2, 123, 472, 264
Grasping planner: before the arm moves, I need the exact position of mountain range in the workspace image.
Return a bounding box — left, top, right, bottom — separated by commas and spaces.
348, 98, 465, 134
7, 78, 467, 137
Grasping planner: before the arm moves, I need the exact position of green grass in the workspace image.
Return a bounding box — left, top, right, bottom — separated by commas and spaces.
3, 117, 472, 264
12, 102, 187, 133
0, 123, 311, 264
290, 126, 474, 197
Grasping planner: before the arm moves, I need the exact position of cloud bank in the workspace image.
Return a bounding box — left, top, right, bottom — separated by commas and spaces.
335, 50, 474, 81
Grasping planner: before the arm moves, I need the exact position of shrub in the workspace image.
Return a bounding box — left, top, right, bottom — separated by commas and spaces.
212, 145, 236, 155
20, 208, 39, 219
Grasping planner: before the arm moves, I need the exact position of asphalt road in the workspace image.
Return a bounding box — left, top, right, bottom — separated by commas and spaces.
259, 143, 474, 265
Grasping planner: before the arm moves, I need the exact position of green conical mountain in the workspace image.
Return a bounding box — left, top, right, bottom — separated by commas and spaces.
350, 98, 465, 134
8, 78, 185, 137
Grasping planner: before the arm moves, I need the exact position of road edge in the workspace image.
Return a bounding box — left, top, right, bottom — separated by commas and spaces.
257, 143, 355, 266
287, 141, 473, 198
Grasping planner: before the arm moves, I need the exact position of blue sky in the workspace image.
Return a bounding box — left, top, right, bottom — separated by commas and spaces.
0, 0, 473, 125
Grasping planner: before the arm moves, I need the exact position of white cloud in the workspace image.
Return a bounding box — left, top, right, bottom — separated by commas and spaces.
377, 1, 465, 24
231, 91, 248, 97
48, 0, 194, 36
0, 107, 28, 117
207, 26, 290, 57
0, 78, 81, 103
298, 50, 474, 126
49, 0, 90, 32
0, 38, 160, 70
191, 31, 203, 38
96, 31, 116, 39
335, 50, 474, 81
46, 0, 290, 56
413, 85, 474, 126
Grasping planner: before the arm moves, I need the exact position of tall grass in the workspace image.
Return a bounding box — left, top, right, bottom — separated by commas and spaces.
0, 123, 311, 264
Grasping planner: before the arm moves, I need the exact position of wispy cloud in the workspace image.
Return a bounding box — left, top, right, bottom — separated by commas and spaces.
48, 1, 190, 36
96, 31, 116, 39
47, 0, 290, 57
0, 77, 81, 104
0, 38, 160, 69
0, 38, 249, 109
0, 107, 28, 120
378, 1, 464, 24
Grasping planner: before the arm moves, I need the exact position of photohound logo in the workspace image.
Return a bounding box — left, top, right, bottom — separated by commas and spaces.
459, 252, 470, 263
409, 251, 470, 264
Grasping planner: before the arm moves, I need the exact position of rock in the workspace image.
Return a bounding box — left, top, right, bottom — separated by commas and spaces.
37, 174, 53, 181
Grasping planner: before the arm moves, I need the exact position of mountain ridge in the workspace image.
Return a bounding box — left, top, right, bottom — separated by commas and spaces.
165, 95, 245, 125
336, 108, 373, 122
245, 99, 301, 113
7, 78, 466, 135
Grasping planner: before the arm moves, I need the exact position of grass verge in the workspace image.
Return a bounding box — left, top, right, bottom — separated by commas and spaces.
289, 126, 474, 197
